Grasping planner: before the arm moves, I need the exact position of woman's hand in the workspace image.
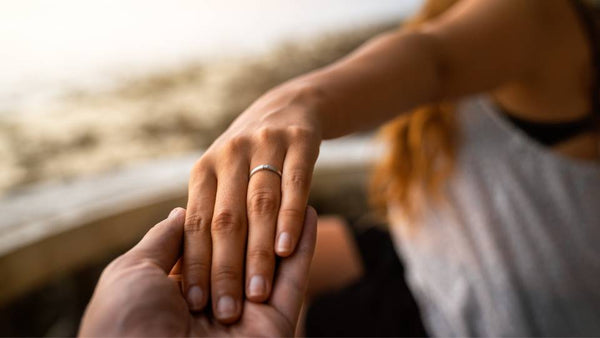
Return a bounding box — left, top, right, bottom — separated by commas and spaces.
182, 81, 324, 323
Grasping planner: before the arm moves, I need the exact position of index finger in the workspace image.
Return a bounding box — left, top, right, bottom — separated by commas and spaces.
270, 206, 318, 325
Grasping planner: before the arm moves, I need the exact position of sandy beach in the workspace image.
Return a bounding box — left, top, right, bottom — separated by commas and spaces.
0, 23, 397, 196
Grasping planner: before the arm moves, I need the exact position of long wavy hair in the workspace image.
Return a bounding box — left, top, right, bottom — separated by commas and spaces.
371, 0, 460, 221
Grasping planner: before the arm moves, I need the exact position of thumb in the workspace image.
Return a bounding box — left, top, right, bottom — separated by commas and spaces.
126, 207, 186, 274
269, 206, 318, 328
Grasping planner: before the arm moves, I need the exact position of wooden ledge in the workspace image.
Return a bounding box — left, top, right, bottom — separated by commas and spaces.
0, 135, 380, 305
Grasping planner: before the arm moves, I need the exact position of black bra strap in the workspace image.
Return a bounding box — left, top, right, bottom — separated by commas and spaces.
569, 0, 600, 120
503, 112, 596, 146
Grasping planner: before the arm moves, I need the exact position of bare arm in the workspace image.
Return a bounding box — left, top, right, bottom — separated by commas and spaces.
293, 0, 558, 138
182, 0, 578, 322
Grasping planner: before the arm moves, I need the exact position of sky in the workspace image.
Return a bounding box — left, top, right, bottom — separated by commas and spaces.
0, 0, 422, 112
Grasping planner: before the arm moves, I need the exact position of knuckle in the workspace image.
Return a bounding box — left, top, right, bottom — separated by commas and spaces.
284, 168, 310, 191
287, 125, 314, 142
247, 247, 274, 262
184, 260, 210, 276
255, 126, 274, 143
248, 189, 278, 216
191, 157, 212, 175
224, 136, 249, 155
280, 207, 305, 222
212, 210, 244, 235
185, 213, 211, 234
293, 240, 312, 256
212, 264, 241, 283
279, 274, 303, 295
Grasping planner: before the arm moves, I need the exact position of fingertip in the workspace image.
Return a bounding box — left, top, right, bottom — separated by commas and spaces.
275, 207, 317, 257
186, 285, 205, 312
305, 205, 318, 225
275, 232, 294, 257
169, 207, 186, 222
246, 275, 269, 302
214, 296, 242, 324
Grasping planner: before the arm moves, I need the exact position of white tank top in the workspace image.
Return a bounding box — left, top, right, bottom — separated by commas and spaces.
390, 96, 600, 336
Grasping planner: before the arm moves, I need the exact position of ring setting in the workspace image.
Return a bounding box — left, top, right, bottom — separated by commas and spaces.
249, 164, 282, 178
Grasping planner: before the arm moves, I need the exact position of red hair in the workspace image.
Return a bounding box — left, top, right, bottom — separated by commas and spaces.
371, 0, 460, 220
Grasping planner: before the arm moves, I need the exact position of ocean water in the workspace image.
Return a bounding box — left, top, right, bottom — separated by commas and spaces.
0, 0, 421, 114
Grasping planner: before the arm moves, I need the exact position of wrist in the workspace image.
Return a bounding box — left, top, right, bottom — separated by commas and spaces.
276, 78, 337, 140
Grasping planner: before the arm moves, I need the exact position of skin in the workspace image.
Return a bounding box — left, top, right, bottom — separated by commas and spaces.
183, 0, 598, 324
305, 216, 364, 298
79, 207, 318, 336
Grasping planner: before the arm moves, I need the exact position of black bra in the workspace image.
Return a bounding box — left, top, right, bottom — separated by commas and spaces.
503, 0, 600, 146
504, 112, 596, 146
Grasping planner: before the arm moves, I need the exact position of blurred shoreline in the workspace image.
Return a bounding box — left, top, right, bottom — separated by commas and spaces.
0, 1, 420, 113
0, 23, 398, 196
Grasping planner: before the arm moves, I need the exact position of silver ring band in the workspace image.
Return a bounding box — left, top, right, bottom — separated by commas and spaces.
250, 164, 282, 178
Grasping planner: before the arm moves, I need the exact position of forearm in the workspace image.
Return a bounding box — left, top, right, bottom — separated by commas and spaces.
278, 0, 550, 140
292, 30, 444, 139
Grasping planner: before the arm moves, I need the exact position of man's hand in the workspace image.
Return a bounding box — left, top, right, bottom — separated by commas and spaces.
79, 206, 318, 337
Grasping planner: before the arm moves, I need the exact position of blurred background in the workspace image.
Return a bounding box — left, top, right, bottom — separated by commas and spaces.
0, 1, 420, 336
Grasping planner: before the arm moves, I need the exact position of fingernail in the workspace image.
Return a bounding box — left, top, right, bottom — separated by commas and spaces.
276, 232, 292, 253
248, 275, 266, 298
216, 295, 237, 319
169, 208, 182, 219
186, 286, 204, 311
